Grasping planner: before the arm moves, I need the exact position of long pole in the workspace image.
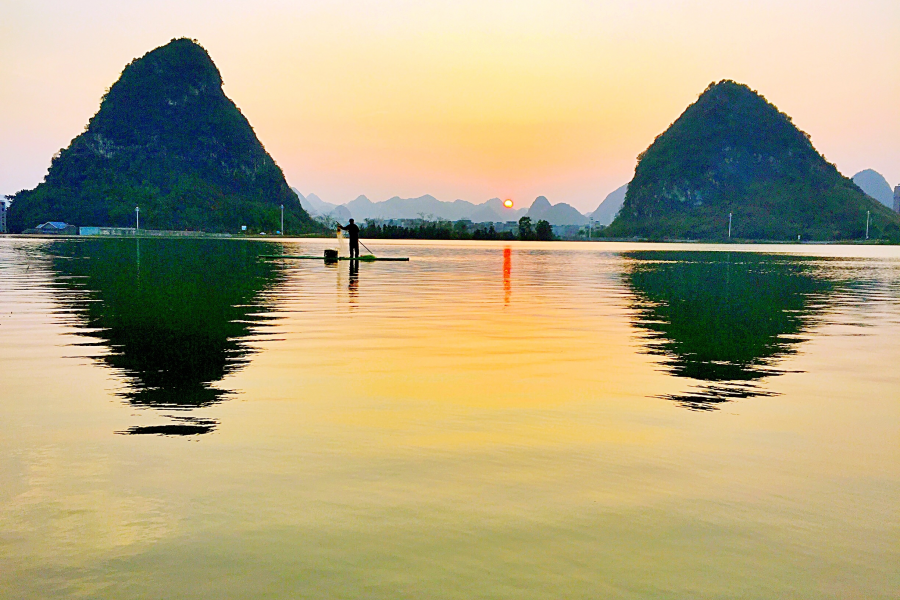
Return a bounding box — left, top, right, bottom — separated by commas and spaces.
135, 206, 139, 232
280, 204, 284, 235
866, 210, 870, 240
728, 212, 732, 239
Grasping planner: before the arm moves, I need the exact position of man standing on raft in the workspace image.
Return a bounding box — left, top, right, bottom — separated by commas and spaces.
338, 219, 360, 259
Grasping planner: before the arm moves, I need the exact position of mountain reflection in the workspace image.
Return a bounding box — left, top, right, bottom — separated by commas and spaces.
48, 238, 284, 434
623, 251, 833, 410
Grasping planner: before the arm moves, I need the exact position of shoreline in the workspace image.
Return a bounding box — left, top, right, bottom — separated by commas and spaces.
1, 232, 895, 245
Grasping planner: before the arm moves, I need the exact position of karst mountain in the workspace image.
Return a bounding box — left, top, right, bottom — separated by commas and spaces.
8, 38, 316, 234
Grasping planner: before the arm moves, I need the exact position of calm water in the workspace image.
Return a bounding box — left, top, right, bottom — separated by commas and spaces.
1, 237, 898, 598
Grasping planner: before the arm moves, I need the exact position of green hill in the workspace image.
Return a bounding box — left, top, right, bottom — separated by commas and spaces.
605, 80, 900, 241
8, 38, 318, 234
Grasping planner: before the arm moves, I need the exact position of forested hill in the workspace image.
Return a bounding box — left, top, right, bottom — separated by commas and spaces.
8, 38, 318, 234
605, 80, 899, 241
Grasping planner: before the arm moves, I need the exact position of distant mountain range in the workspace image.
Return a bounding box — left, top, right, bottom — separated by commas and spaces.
852, 169, 894, 208
290, 188, 600, 225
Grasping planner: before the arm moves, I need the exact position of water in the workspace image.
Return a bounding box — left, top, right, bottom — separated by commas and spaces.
1, 237, 898, 598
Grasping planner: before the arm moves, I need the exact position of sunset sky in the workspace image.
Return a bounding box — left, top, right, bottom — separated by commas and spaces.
2, 0, 897, 212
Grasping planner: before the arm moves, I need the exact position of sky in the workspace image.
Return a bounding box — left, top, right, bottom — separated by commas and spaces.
1, 0, 898, 212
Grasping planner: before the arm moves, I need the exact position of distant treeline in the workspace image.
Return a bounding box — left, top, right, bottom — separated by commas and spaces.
357, 216, 555, 241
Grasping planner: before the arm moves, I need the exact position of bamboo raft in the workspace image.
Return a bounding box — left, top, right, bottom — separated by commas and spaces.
260, 254, 409, 262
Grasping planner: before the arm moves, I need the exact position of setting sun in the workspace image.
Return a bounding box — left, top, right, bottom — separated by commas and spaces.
503, 199, 514, 208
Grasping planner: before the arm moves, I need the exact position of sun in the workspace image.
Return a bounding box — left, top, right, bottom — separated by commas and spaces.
503, 199, 514, 208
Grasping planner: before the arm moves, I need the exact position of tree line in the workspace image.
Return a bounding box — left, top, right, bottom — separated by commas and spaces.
353, 216, 554, 241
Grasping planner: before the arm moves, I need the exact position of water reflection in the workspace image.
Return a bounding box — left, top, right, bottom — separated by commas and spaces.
349, 260, 359, 305
623, 251, 834, 410
47, 238, 284, 434
503, 247, 511, 306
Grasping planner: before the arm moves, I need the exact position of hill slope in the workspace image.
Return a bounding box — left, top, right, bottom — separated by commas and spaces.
9, 38, 317, 234
605, 80, 898, 240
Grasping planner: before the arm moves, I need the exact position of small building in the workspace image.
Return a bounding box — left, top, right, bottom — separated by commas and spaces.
0, 198, 6, 234
28, 221, 77, 235
894, 185, 900, 213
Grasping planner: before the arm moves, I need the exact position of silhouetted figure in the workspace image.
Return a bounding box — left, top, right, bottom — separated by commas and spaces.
338, 219, 360, 258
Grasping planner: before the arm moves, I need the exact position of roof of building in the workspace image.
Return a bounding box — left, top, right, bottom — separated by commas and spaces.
38, 221, 70, 229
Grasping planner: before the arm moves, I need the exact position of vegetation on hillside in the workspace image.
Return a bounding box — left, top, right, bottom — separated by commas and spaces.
8, 38, 320, 234
605, 80, 900, 241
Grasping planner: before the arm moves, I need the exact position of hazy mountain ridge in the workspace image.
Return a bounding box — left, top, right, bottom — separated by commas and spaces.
606, 80, 899, 240
292, 188, 340, 216
852, 170, 893, 208
526, 196, 589, 226
589, 184, 628, 226
287, 192, 603, 224
7, 38, 317, 234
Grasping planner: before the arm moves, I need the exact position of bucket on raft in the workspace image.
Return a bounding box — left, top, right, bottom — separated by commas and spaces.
324, 249, 338, 260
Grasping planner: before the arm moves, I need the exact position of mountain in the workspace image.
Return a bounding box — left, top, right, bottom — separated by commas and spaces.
852, 170, 893, 208
306, 193, 333, 212
8, 38, 317, 234
293, 189, 312, 213
526, 196, 552, 218
351, 194, 473, 221
338, 194, 524, 222
288, 191, 562, 224
474, 198, 526, 222
468, 202, 508, 223
292, 188, 340, 216
605, 80, 899, 240
330, 205, 351, 222
344, 195, 377, 220
525, 196, 589, 226
589, 184, 628, 226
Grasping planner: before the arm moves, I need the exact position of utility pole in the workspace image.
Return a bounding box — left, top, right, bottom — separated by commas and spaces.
135, 206, 140, 232
588, 218, 593, 240
728, 212, 732, 239
865, 210, 870, 240
280, 204, 284, 235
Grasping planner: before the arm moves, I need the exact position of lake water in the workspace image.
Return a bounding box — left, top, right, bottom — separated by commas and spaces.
1, 236, 898, 599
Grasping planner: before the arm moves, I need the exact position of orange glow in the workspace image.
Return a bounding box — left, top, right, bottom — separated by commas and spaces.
1, 1, 898, 213
503, 199, 514, 208
503, 247, 511, 306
